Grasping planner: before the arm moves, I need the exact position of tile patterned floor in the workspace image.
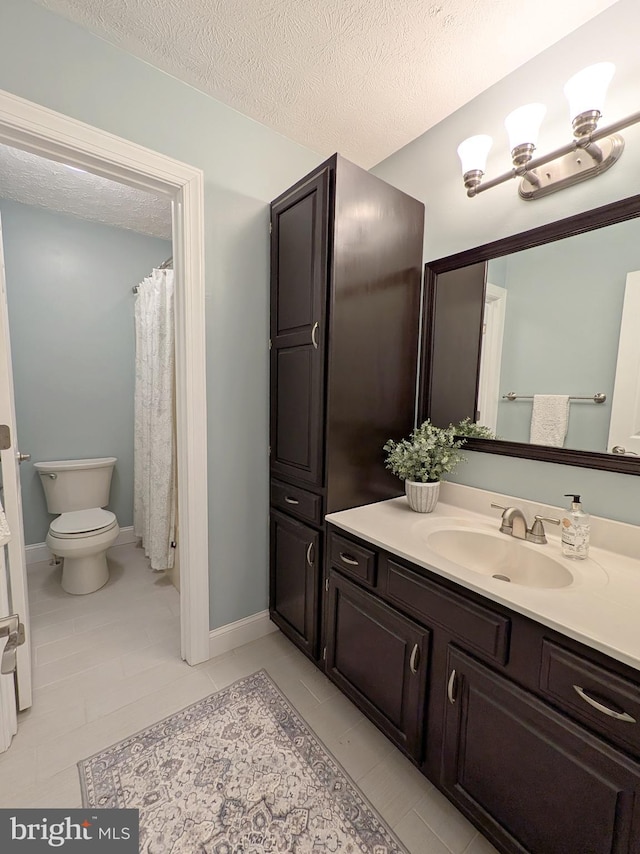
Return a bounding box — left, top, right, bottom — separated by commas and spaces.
2, 541, 499, 854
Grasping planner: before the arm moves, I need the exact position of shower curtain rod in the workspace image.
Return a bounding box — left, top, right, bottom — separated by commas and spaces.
132, 257, 173, 293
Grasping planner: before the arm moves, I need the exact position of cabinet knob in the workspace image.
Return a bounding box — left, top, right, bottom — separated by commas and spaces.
311, 321, 319, 350
339, 552, 359, 566
447, 669, 457, 704
409, 643, 420, 674
284, 496, 300, 505
306, 542, 314, 567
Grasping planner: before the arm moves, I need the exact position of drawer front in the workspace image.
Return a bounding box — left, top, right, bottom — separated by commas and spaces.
328, 531, 377, 588
270, 479, 322, 526
380, 558, 510, 665
540, 640, 640, 757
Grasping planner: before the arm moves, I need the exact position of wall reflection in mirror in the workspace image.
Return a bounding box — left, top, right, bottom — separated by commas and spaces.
476, 217, 640, 457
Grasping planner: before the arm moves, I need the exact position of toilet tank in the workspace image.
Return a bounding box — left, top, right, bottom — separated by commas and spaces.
33, 457, 117, 514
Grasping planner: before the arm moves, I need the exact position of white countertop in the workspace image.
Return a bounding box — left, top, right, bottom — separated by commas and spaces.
326, 485, 640, 672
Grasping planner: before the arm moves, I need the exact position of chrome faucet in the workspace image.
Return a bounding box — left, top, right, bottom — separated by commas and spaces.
491, 503, 560, 545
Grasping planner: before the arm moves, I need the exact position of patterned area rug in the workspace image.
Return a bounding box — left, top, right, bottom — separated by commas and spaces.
79, 670, 408, 853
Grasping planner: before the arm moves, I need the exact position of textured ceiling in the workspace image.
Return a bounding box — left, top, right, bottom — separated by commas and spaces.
0, 144, 172, 238
33, 0, 620, 168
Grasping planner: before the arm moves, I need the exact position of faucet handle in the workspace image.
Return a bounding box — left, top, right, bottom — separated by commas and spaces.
528, 515, 561, 544
490, 503, 513, 534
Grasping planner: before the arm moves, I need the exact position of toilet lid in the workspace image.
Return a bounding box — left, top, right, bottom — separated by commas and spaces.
50, 508, 117, 535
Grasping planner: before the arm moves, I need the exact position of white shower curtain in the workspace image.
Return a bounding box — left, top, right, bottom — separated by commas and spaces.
133, 268, 176, 571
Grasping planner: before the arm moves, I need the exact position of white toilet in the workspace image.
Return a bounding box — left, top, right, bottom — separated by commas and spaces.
33, 457, 120, 595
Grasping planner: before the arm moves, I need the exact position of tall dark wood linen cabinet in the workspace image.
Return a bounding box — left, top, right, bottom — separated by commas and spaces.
269, 154, 425, 659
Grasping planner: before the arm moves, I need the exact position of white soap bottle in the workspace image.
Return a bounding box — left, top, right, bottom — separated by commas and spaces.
561, 494, 590, 560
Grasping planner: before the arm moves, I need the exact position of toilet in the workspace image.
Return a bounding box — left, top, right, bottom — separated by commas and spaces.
33, 457, 120, 595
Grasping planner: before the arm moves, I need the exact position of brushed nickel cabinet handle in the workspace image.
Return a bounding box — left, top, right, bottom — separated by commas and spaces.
573, 685, 636, 723
339, 552, 359, 566
311, 321, 319, 349
447, 669, 457, 705
409, 643, 420, 674
306, 542, 314, 567
284, 496, 299, 505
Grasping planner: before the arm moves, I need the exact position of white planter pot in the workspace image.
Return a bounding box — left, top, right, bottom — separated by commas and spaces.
405, 479, 440, 513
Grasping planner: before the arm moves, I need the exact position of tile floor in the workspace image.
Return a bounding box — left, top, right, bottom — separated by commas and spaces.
2, 541, 498, 854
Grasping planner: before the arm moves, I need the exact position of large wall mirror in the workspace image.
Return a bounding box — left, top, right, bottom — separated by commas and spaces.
419, 193, 640, 475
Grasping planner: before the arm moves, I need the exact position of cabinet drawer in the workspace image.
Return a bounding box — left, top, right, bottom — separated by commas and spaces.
328, 532, 377, 587
380, 558, 510, 665
540, 641, 640, 757
270, 479, 322, 526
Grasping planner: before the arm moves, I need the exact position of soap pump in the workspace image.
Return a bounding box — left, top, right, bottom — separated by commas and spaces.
561, 494, 590, 560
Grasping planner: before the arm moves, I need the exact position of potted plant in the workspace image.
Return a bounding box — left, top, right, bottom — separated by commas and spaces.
383, 420, 467, 513
455, 417, 497, 440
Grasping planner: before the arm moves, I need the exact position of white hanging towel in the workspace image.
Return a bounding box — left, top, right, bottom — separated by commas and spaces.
530, 395, 570, 447
0, 498, 10, 547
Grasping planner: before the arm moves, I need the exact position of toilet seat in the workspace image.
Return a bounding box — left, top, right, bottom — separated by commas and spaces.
50, 508, 117, 539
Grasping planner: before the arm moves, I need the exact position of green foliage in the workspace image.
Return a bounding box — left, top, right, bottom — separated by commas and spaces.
383, 420, 466, 484
454, 417, 496, 439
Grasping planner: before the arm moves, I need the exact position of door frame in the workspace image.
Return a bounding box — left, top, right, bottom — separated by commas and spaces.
476, 282, 507, 434
0, 88, 210, 665
607, 270, 640, 456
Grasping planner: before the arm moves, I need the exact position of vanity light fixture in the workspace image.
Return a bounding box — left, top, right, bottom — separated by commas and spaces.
457, 63, 640, 200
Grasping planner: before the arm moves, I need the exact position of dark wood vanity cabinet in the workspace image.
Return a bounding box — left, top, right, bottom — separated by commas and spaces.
269, 155, 424, 657
269, 510, 320, 657
325, 572, 429, 760
324, 524, 640, 854
443, 647, 640, 854
270, 168, 328, 488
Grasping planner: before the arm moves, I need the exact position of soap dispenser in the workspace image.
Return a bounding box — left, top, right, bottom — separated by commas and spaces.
561, 494, 590, 560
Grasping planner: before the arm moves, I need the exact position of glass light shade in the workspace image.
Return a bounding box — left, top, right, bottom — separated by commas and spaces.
564, 62, 615, 119
457, 135, 493, 175
504, 103, 547, 151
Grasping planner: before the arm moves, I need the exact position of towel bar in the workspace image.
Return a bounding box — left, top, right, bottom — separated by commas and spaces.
502, 392, 606, 404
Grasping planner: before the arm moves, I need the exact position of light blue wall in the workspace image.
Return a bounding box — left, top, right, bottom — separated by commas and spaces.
492, 218, 640, 450
0, 0, 323, 628
0, 199, 171, 545
373, 0, 640, 525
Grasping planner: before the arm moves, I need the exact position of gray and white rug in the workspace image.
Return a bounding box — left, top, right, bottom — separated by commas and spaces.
79, 669, 408, 853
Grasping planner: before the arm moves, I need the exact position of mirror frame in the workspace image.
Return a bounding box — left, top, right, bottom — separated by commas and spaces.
419, 192, 640, 476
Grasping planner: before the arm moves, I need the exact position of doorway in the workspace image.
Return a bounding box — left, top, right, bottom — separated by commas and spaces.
0, 89, 209, 689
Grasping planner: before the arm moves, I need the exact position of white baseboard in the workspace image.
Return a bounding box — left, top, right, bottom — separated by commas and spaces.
26, 525, 138, 565
113, 526, 138, 547
209, 610, 278, 659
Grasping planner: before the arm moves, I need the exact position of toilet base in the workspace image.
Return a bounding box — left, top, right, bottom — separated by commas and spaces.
60, 552, 110, 595
46, 521, 119, 596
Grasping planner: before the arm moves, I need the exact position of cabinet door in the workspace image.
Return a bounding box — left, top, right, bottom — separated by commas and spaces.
442, 647, 640, 854
420, 261, 486, 427
269, 509, 320, 658
325, 572, 429, 760
270, 168, 329, 487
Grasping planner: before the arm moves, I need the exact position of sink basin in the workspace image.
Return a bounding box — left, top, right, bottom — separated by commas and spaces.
425, 528, 574, 588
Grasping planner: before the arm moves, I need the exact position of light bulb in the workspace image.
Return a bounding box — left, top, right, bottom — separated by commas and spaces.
564, 62, 615, 121
504, 103, 547, 152
457, 135, 493, 175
